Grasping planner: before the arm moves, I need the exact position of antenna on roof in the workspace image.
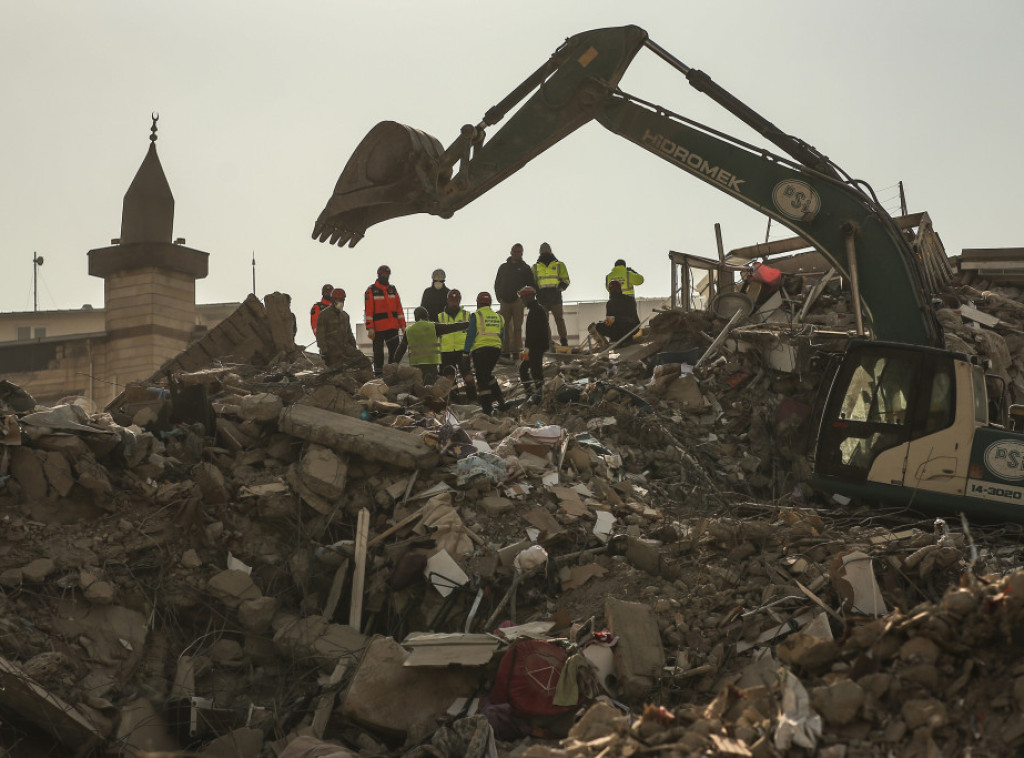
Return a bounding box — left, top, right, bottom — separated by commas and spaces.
32, 252, 44, 312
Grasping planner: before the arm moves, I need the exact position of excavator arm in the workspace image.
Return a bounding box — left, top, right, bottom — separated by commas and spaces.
313, 24, 942, 347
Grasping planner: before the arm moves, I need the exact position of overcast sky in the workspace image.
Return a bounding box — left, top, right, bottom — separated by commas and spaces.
3, 1, 1023, 349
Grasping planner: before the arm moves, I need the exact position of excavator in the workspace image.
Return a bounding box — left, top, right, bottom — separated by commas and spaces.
311, 25, 1024, 523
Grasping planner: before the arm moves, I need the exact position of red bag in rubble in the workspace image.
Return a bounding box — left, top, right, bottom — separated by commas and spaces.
489, 639, 578, 717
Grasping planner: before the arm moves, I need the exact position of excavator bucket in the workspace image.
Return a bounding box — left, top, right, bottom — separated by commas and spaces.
312, 121, 447, 248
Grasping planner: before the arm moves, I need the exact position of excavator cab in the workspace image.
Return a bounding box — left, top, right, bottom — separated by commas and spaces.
814, 340, 1024, 521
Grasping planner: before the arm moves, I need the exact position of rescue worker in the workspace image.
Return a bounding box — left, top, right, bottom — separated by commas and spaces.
310, 283, 334, 335
364, 265, 406, 376
316, 289, 371, 370
464, 292, 506, 415
438, 289, 477, 401
419, 269, 449, 321
589, 280, 641, 348
605, 259, 644, 299
494, 243, 536, 359
517, 285, 550, 403
532, 242, 571, 347
401, 306, 469, 384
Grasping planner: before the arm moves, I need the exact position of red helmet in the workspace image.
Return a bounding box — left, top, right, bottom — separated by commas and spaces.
517, 285, 536, 298
448, 289, 462, 302
476, 291, 492, 307
377, 265, 391, 278
331, 288, 346, 299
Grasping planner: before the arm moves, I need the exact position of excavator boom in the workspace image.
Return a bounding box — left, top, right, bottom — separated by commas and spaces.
312, 24, 941, 347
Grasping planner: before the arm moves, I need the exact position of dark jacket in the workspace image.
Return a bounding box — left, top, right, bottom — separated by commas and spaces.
494, 258, 536, 304
420, 284, 449, 321
604, 292, 641, 340
523, 301, 551, 352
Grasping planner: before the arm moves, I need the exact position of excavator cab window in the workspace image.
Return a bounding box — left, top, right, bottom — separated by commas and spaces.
817, 344, 957, 482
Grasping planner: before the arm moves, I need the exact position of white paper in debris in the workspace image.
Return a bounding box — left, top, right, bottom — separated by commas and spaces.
425, 550, 469, 597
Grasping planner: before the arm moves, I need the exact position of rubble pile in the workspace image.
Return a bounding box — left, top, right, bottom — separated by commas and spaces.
4, 287, 1024, 757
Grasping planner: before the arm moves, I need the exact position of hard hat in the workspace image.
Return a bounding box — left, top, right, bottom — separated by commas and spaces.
377, 264, 391, 277
448, 289, 462, 301
432, 268, 446, 282
517, 285, 536, 298
331, 288, 346, 299
614, 258, 626, 267
476, 291, 492, 307
322, 283, 334, 296
413, 306, 429, 321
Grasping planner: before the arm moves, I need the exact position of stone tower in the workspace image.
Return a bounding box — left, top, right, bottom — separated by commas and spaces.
88, 116, 209, 384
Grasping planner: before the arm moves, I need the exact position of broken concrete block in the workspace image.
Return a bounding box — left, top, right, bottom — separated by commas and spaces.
479, 495, 514, 517
207, 569, 262, 608
182, 549, 203, 568
42, 450, 74, 498
193, 462, 231, 504
299, 444, 348, 499
117, 697, 181, 754
199, 726, 264, 758
22, 558, 56, 583
901, 698, 947, 729
83, 579, 115, 605
811, 679, 864, 725
273, 615, 367, 671
74, 456, 114, 497
625, 536, 661, 576
606, 597, 666, 701
280, 404, 439, 470
238, 596, 278, 633
9, 447, 48, 500
239, 392, 284, 422
339, 635, 479, 742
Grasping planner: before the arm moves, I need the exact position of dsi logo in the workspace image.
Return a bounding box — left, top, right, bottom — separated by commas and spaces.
984, 440, 1024, 481
772, 180, 821, 221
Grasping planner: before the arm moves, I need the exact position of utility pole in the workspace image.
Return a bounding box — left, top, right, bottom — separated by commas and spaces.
32, 252, 44, 312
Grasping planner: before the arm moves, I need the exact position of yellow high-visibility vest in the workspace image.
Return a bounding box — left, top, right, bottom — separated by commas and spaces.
438, 308, 470, 352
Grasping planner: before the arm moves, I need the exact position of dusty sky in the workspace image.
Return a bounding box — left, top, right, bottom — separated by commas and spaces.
3, 1, 1023, 349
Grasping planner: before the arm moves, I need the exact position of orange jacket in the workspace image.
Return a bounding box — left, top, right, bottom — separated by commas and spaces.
364, 280, 406, 332
310, 296, 332, 334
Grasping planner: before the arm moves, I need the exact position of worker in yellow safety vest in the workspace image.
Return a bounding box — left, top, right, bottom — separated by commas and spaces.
605, 259, 644, 298
438, 289, 477, 401
464, 292, 506, 415
532, 242, 570, 347
401, 306, 468, 384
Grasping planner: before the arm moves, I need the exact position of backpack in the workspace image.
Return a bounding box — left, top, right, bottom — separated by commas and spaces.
488, 639, 579, 717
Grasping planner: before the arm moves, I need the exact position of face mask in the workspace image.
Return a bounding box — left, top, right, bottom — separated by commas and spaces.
335, 301, 344, 310
433, 281, 444, 289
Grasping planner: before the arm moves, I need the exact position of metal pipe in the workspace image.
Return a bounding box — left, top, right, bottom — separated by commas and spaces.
843, 223, 865, 336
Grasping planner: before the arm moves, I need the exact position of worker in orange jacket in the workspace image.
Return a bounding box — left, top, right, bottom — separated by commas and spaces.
310, 283, 334, 335
364, 264, 406, 376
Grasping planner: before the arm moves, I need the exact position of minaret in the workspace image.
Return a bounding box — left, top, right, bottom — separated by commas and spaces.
88, 115, 209, 387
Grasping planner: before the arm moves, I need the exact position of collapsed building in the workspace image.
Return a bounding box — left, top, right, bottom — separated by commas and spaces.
6, 237, 1024, 758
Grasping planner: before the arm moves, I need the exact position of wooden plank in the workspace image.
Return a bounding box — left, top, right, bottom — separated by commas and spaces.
349, 508, 370, 632
280, 404, 440, 470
